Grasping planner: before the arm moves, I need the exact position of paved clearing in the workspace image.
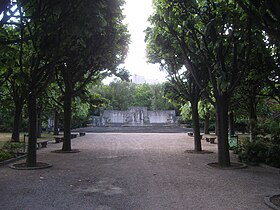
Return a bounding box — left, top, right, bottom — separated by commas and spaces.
0, 133, 279, 210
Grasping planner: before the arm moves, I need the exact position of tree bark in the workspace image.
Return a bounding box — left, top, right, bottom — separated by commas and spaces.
53, 109, 59, 135
216, 94, 230, 167
204, 112, 210, 134
229, 111, 235, 136
11, 101, 23, 142
26, 92, 37, 167
215, 112, 219, 136
190, 99, 202, 152
37, 106, 42, 138
62, 90, 72, 151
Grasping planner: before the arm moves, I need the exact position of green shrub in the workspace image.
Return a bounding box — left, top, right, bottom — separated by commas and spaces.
238, 138, 268, 165
265, 144, 280, 168
0, 141, 25, 161
264, 133, 280, 168
0, 151, 14, 161
238, 136, 280, 168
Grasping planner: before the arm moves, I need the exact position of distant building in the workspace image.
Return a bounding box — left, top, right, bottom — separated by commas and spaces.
130, 74, 160, 84
131, 74, 145, 84
146, 78, 160, 84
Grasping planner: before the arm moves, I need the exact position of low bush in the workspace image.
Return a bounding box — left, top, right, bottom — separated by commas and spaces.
238, 135, 280, 168
0, 142, 25, 161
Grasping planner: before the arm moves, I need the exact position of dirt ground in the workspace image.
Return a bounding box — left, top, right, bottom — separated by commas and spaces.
0, 133, 279, 210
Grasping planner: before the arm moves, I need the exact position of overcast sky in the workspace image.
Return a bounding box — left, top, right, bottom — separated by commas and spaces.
104, 0, 167, 84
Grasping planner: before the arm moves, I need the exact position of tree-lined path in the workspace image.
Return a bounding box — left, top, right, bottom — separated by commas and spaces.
0, 133, 279, 210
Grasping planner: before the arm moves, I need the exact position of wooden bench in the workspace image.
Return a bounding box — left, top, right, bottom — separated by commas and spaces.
24, 134, 48, 149
37, 140, 48, 149
71, 134, 78, 139
79, 132, 86, 136
187, 132, 194, 137
205, 137, 216, 144
55, 137, 63, 143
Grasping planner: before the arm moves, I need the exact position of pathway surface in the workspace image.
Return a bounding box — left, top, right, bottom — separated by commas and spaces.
0, 132, 279, 210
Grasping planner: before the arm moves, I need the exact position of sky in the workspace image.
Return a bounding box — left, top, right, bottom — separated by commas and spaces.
104, 0, 167, 84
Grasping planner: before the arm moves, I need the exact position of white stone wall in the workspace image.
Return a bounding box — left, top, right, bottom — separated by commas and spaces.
101, 107, 176, 126
148, 110, 176, 124
102, 110, 126, 124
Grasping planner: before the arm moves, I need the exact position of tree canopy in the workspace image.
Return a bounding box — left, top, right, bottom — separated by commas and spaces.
0, 0, 130, 166
146, 0, 280, 167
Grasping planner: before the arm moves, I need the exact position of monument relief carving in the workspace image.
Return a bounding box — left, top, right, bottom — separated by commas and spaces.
97, 106, 176, 126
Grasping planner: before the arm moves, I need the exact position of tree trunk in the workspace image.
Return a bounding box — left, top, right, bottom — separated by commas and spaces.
26, 92, 37, 167
190, 99, 202, 152
37, 106, 42, 138
216, 94, 230, 167
62, 91, 72, 151
53, 109, 59, 135
249, 98, 257, 141
215, 111, 218, 136
204, 112, 210, 134
229, 111, 235, 136
11, 101, 23, 142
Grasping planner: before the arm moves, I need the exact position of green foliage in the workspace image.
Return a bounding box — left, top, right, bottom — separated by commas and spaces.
236, 0, 280, 44
238, 136, 280, 168
0, 141, 25, 161
71, 97, 91, 128
0, 151, 14, 161
238, 138, 267, 165
91, 81, 173, 111
179, 100, 215, 122
132, 84, 153, 107
180, 103, 191, 120
0, 87, 14, 132
150, 83, 173, 110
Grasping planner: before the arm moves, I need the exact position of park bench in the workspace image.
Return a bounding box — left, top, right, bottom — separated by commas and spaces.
206, 137, 216, 143
55, 134, 80, 142
203, 135, 217, 144
79, 132, 86, 136
37, 140, 48, 149
55, 137, 63, 143
71, 134, 78, 139
24, 134, 49, 150
187, 132, 194, 137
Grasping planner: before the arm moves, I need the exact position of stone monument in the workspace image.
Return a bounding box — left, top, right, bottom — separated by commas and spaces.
98, 106, 176, 126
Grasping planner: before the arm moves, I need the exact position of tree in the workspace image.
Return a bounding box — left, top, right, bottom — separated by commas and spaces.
232, 33, 276, 140
44, 82, 64, 135
150, 83, 173, 111
0, 27, 27, 142
198, 99, 215, 135
236, 0, 280, 42
148, 0, 257, 166
108, 81, 135, 110
131, 84, 153, 108
55, 0, 130, 151
236, 0, 280, 107
146, 0, 210, 152
0, 0, 66, 167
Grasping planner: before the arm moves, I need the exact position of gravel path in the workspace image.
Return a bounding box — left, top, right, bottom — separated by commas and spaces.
0, 133, 279, 210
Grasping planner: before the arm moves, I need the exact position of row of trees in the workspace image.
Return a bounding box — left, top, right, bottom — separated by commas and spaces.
145, 0, 280, 167
90, 80, 174, 112
0, 80, 174, 132
0, 0, 130, 167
